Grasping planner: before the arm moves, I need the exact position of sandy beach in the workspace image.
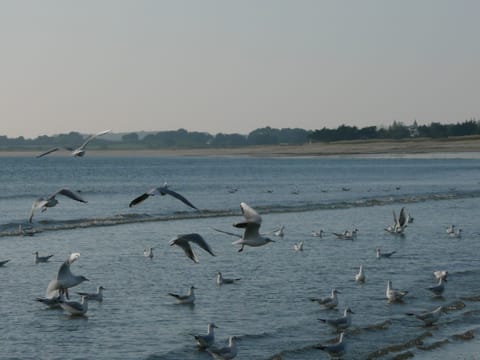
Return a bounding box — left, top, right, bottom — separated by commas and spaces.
2, 136, 480, 157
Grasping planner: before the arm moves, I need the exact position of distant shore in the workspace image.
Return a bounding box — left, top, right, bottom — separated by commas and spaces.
2, 136, 480, 158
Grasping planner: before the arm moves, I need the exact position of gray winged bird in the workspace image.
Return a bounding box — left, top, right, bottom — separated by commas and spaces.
129, 183, 198, 210
213, 202, 274, 252
36, 129, 111, 158
316, 332, 346, 357
169, 233, 215, 263
191, 323, 218, 349
29, 188, 87, 223
46, 252, 88, 299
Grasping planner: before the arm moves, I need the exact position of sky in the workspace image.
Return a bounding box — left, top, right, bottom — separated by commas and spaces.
1, 0, 479, 138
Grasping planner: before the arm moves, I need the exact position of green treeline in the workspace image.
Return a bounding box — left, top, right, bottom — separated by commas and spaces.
1, 119, 479, 150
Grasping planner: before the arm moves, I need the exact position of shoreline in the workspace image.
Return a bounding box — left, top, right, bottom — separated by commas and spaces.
1, 137, 480, 158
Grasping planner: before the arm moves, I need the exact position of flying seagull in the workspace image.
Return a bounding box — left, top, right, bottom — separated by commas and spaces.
29, 188, 87, 223
129, 183, 198, 210
169, 233, 215, 263
46, 252, 88, 299
36, 129, 111, 158
213, 202, 274, 252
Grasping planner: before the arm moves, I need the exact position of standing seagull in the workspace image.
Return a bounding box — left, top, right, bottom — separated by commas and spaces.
36, 129, 111, 158
33, 251, 54, 264
355, 265, 365, 283
406, 306, 443, 326
169, 233, 215, 263
213, 202, 275, 252
206, 336, 238, 360
46, 252, 88, 299
310, 289, 340, 309
376, 247, 396, 259
386, 280, 408, 302
29, 188, 87, 223
191, 323, 218, 349
319, 307, 354, 330
129, 183, 198, 210
316, 332, 346, 357
168, 286, 196, 305
216, 272, 241, 285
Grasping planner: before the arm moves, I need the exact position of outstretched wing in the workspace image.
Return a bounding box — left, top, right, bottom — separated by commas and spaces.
239, 202, 262, 224
158, 187, 198, 210
52, 189, 87, 203
182, 233, 215, 257
129, 193, 150, 207
36, 147, 60, 158
78, 129, 111, 150
398, 207, 407, 227
211, 227, 242, 239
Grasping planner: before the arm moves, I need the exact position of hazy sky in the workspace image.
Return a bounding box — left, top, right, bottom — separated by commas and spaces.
1, 1, 479, 138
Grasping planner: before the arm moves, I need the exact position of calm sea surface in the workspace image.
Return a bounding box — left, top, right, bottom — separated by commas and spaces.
1, 155, 480, 359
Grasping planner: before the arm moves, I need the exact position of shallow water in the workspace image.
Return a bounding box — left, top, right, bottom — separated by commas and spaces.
1, 155, 480, 359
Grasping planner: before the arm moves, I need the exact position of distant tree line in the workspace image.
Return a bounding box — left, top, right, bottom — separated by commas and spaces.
1, 119, 479, 150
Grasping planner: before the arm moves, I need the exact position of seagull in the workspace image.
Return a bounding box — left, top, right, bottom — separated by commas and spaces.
216, 272, 241, 285
213, 202, 274, 252
406, 306, 443, 326
206, 336, 238, 360
386, 280, 408, 302
273, 225, 285, 237
293, 241, 304, 251
446, 224, 456, 234
427, 278, 445, 296
376, 247, 396, 259
449, 228, 462, 239
310, 289, 340, 309
311, 229, 324, 238
332, 229, 358, 240
169, 233, 215, 263
385, 207, 408, 234
35, 295, 63, 309
29, 188, 87, 223
316, 332, 346, 357
355, 265, 365, 283
46, 252, 88, 299
36, 129, 111, 158
0, 259, 11, 267
33, 251, 54, 264
129, 182, 198, 210
319, 307, 354, 330
144, 247, 154, 259
433, 270, 448, 281
168, 286, 196, 305
191, 323, 218, 349
59, 295, 89, 316
76, 286, 105, 302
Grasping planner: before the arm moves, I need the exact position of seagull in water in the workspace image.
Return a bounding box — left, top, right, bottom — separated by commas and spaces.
129, 182, 198, 210
36, 129, 111, 158
386, 280, 408, 302
273, 225, 285, 237
0, 259, 11, 267
332, 229, 358, 240
216, 272, 241, 285
310, 288, 340, 309
213, 202, 274, 252
59, 295, 89, 316
191, 323, 218, 350
29, 188, 87, 223
434, 270, 448, 281
144, 247, 154, 259
385, 207, 408, 234
76, 286, 105, 302
406, 306, 443, 326
449, 228, 462, 239
311, 229, 324, 238
206, 336, 238, 360
446, 224, 456, 234
293, 241, 304, 252
168, 286, 196, 305
319, 307, 354, 330
376, 247, 396, 259
355, 265, 365, 283
169, 233, 215, 263
427, 278, 446, 297
33, 251, 53, 264
46, 252, 88, 299
316, 332, 346, 357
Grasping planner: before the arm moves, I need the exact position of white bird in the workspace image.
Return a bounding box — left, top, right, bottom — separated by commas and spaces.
29, 188, 87, 223
385, 207, 408, 234
129, 182, 198, 210
213, 202, 275, 252
216, 272, 241, 285
332, 229, 358, 240
46, 252, 88, 299
76, 286, 105, 302
316, 332, 346, 357
446, 224, 456, 234
191, 323, 218, 349
376, 247, 396, 259
319, 307, 354, 330
310, 289, 340, 309
293, 241, 304, 251
144, 247, 154, 259
169, 233, 215, 263
168, 286, 196, 304
311, 229, 324, 238
433, 270, 448, 281
36, 129, 111, 158
33, 251, 53, 264
355, 265, 365, 283
59, 295, 89, 316
406, 306, 443, 326
274, 225, 285, 237
0, 259, 11, 267
206, 336, 238, 360
386, 280, 408, 302
449, 228, 462, 239
427, 278, 445, 296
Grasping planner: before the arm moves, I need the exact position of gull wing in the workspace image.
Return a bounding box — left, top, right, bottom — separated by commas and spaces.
181, 233, 215, 257
57, 252, 80, 279
36, 147, 60, 158
52, 189, 87, 203
239, 202, 262, 224
398, 207, 407, 227
211, 227, 242, 239
170, 236, 198, 263
156, 187, 198, 210
392, 209, 398, 225
78, 129, 111, 150
129, 193, 150, 207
